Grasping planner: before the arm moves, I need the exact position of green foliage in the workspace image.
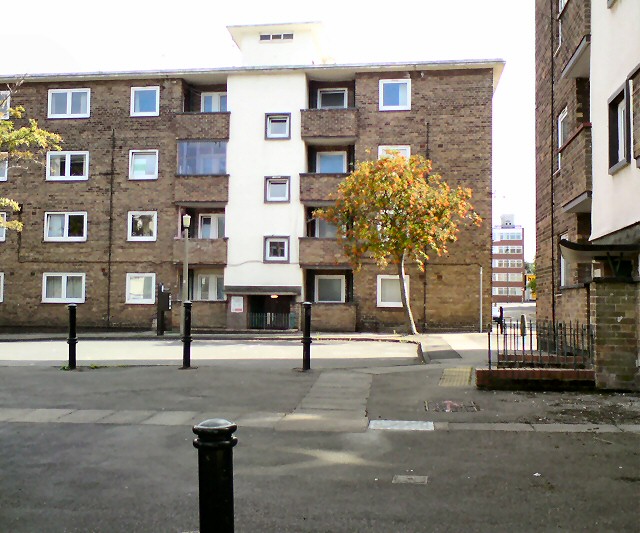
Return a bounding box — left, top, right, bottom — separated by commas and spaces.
527, 275, 537, 294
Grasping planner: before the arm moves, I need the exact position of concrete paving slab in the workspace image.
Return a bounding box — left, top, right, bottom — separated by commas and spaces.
449, 423, 534, 431
276, 411, 368, 432
369, 420, 434, 431
618, 424, 640, 433
532, 424, 622, 433
56, 410, 115, 424
141, 411, 199, 426
95, 410, 157, 425
0, 408, 39, 422
299, 398, 367, 410
11, 408, 74, 423
235, 411, 286, 428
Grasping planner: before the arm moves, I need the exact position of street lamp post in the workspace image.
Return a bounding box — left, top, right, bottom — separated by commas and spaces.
181, 213, 191, 335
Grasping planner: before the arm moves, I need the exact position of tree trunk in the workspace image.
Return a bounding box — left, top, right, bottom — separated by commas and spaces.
398, 252, 417, 335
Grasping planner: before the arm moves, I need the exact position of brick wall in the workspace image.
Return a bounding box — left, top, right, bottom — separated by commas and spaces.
174, 175, 229, 203
556, 284, 589, 324
175, 112, 230, 139
299, 173, 346, 202
310, 303, 357, 332
298, 238, 348, 266
591, 280, 640, 391
301, 109, 358, 139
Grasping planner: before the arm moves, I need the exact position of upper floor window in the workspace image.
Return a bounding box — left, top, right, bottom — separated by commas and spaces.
264, 236, 289, 262
317, 151, 346, 173
198, 214, 225, 239
44, 212, 87, 242
129, 150, 158, 180
557, 107, 568, 169
201, 92, 227, 112
127, 211, 157, 242
42, 272, 85, 303
558, 0, 567, 13
259, 33, 294, 41
315, 218, 337, 239
265, 176, 290, 202
317, 89, 347, 109
608, 84, 630, 174
46, 151, 89, 181
48, 89, 90, 119
130, 86, 160, 117
0, 213, 6, 241
0, 153, 7, 181
265, 113, 291, 139
177, 141, 227, 175
378, 145, 411, 159
379, 79, 411, 111
0, 91, 10, 120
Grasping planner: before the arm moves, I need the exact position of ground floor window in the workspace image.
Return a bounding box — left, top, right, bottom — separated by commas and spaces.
195, 273, 225, 301
42, 273, 85, 303
315, 275, 345, 303
126, 273, 155, 304
376, 274, 409, 308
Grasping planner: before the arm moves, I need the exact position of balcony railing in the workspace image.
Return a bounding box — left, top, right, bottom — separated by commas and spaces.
173, 238, 227, 265
299, 238, 349, 266
174, 175, 229, 204
299, 173, 346, 203
301, 108, 358, 141
175, 112, 230, 139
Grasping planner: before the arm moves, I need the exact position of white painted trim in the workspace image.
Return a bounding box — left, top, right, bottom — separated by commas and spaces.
315, 274, 346, 303
376, 274, 410, 308
47, 88, 91, 119
201, 92, 227, 112
264, 237, 289, 262
194, 272, 225, 301
0, 154, 7, 181
46, 151, 89, 181
127, 211, 158, 242
0, 91, 10, 120
266, 114, 290, 138
43, 211, 88, 242
130, 86, 160, 117
379, 79, 411, 111
317, 88, 347, 109
128, 150, 159, 180
125, 272, 156, 304
198, 213, 225, 239
378, 145, 411, 159
557, 106, 568, 169
42, 272, 86, 303
0, 272, 3, 302
316, 151, 347, 173
0, 213, 5, 241
265, 176, 290, 202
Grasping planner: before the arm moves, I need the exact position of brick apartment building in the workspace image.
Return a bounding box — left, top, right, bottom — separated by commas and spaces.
535, 1, 639, 390
491, 214, 525, 304
0, 22, 502, 332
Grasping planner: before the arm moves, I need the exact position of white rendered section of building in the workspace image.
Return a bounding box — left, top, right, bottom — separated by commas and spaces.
224, 72, 307, 290
590, 0, 640, 241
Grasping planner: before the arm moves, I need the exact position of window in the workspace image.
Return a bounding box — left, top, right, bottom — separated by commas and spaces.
608, 84, 630, 173
127, 211, 157, 241
315, 275, 345, 303
560, 233, 569, 286
0, 91, 9, 120
201, 92, 227, 112
0, 213, 5, 241
508, 273, 523, 282
492, 273, 508, 282
42, 273, 85, 303
129, 150, 158, 180
318, 89, 347, 109
177, 141, 227, 175
558, 0, 567, 12
0, 272, 3, 302
44, 212, 87, 242
557, 107, 568, 169
379, 79, 411, 111
492, 287, 508, 296
46, 151, 89, 181
195, 273, 225, 301
377, 275, 409, 307
198, 214, 225, 239
265, 113, 291, 139
264, 237, 289, 262
130, 86, 160, 117
508, 287, 523, 296
48, 89, 90, 118
378, 145, 411, 159
0, 153, 7, 181
126, 273, 156, 304
315, 218, 337, 238
316, 151, 346, 173
260, 33, 294, 41
265, 176, 290, 202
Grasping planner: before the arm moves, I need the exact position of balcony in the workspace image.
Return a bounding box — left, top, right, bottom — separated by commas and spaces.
174, 175, 229, 204
175, 112, 230, 140
299, 238, 349, 267
301, 108, 358, 143
300, 173, 346, 203
558, 124, 592, 211
556, 0, 590, 77
173, 238, 227, 266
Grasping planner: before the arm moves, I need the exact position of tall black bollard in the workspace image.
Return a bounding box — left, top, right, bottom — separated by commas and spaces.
193, 419, 238, 533
67, 304, 77, 370
301, 301, 312, 371
182, 301, 192, 369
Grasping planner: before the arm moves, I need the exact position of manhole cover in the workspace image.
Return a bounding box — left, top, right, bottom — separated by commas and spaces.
426, 400, 480, 412
392, 475, 429, 485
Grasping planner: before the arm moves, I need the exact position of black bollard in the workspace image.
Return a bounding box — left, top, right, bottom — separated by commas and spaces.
301, 301, 312, 371
67, 304, 77, 370
193, 419, 238, 533
182, 301, 192, 369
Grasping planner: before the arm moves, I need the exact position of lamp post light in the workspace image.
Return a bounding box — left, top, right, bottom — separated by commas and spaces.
181, 213, 191, 335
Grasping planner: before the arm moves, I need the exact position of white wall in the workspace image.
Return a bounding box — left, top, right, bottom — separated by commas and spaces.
236, 29, 323, 67
590, 0, 640, 241
225, 72, 307, 290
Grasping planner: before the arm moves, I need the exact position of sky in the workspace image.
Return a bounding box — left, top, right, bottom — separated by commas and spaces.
3, 0, 536, 260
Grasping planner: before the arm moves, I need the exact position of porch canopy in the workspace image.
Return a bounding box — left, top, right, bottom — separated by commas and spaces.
559, 239, 640, 277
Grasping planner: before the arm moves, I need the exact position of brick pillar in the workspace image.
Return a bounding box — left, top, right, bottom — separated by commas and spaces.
590, 279, 640, 391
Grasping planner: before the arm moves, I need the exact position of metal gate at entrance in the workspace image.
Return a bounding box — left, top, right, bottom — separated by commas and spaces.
247, 295, 294, 330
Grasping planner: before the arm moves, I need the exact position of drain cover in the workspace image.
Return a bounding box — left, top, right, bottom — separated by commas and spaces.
426, 400, 480, 412
392, 475, 428, 485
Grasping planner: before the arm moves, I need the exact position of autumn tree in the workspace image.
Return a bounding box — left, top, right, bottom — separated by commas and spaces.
316, 153, 481, 335
0, 83, 63, 232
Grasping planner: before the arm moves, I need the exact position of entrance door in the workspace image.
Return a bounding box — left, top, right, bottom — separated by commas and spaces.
248, 295, 292, 329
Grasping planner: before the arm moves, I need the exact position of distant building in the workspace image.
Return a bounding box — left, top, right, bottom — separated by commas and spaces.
492, 215, 525, 304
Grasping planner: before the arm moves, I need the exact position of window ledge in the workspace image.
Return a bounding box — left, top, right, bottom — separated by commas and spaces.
558, 122, 592, 153
175, 173, 229, 178
608, 159, 630, 176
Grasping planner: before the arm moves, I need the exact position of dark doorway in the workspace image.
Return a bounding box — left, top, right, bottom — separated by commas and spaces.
248, 295, 293, 329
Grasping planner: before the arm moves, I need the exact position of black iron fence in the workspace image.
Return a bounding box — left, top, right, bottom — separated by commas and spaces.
488, 318, 594, 370
248, 312, 294, 330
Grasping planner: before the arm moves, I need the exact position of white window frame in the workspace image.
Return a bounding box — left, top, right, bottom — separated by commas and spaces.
317, 88, 347, 109
130, 86, 160, 117
316, 151, 347, 173
376, 274, 410, 308
198, 213, 225, 239
264, 237, 289, 262
265, 176, 290, 202
125, 273, 156, 304
47, 88, 91, 119
127, 211, 158, 242
314, 218, 337, 239
265, 114, 290, 139
492, 273, 508, 282
44, 211, 88, 242
0, 213, 5, 241
0, 153, 7, 181
0, 272, 3, 302
129, 150, 159, 180
42, 273, 86, 303
560, 233, 569, 286
201, 92, 227, 112
0, 91, 10, 120
46, 151, 89, 181
379, 79, 411, 111
195, 272, 225, 301
557, 107, 568, 169
378, 145, 411, 159
315, 275, 346, 303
